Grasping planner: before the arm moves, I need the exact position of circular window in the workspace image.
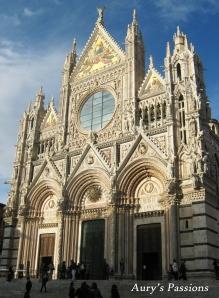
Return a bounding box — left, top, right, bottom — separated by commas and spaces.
80, 91, 115, 131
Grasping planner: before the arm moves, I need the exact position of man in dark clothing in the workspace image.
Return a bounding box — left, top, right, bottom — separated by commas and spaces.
179, 260, 187, 280
7, 266, 14, 282
26, 277, 32, 292
61, 261, 66, 279
40, 272, 48, 292
24, 277, 32, 298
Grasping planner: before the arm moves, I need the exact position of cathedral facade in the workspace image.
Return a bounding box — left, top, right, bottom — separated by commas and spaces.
1, 10, 219, 280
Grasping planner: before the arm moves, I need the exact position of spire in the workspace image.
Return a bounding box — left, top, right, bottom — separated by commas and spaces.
35, 86, 45, 107
37, 86, 44, 96
49, 96, 55, 108
96, 7, 105, 25
72, 38, 77, 54
132, 8, 137, 25
149, 55, 154, 69
177, 25, 181, 36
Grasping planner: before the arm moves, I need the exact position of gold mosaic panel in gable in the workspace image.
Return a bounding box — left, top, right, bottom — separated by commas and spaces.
77, 36, 120, 78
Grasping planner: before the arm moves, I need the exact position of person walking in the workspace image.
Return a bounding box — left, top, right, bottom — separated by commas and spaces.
24, 276, 32, 298
111, 284, 120, 298
40, 271, 48, 292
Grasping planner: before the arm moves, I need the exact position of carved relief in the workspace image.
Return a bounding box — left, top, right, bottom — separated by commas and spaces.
135, 177, 164, 212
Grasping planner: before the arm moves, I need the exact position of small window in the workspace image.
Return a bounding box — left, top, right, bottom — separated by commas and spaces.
185, 220, 189, 229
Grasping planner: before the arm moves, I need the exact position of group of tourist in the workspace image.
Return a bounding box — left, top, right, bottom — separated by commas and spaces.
58, 261, 87, 280
58, 259, 112, 280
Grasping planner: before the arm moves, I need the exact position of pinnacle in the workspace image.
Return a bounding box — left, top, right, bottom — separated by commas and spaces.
166, 42, 171, 57
72, 38, 77, 53
132, 8, 138, 26
149, 55, 154, 69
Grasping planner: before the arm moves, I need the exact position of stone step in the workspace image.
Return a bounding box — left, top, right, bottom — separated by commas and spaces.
0, 279, 218, 298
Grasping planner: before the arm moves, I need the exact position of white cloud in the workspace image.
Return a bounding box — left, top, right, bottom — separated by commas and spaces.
0, 39, 68, 183
153, 0, 219, 22
23, 7, 43, 17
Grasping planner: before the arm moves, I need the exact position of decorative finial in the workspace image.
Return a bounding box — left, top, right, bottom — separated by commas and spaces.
149, 55, 154, 69
97, 7, 105, 25
38, 86, 43, 95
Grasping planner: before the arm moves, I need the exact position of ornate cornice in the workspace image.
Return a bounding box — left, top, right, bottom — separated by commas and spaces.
135, 210, 164, 218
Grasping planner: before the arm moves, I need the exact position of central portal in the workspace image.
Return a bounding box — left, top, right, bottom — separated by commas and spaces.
137, 223, 162, 280
80, 219, 105, 279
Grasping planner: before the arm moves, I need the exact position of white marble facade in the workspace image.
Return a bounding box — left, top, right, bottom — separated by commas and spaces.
1, 9, 219, 279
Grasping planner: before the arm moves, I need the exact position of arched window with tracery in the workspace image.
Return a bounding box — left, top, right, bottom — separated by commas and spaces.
144, 107, 149, 125
156, 103, 161, 120
162, 101, 166, 119
150, 105, 155, 122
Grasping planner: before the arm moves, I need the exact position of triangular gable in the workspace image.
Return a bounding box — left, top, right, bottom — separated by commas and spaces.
118, 133, 168, 174
67, 143, 111, 182
138, 68, 165, 98
30, 157, 62, 188
72, 23, 125, 80
41, 105, 58, 129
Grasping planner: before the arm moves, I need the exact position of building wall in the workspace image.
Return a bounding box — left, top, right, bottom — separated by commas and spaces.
1, 11, 219, 279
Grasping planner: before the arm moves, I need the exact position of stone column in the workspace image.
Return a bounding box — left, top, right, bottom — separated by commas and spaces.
15, 216, 25, 278
107, 204, 116, 271
166, 195, 180, 265
57, 211, 64, 269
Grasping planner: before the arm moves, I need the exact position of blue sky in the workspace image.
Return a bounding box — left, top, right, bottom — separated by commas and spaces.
1, 0, 219, 203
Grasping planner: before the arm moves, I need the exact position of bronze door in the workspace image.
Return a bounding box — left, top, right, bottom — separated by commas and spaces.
38, 233, 55, 271
80, 219, 105, 279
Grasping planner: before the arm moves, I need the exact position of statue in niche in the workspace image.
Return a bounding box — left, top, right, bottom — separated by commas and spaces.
196, 153, 203, 174
89, 131, 97, 143
190, 119, 197, 137
168, 154, 176, 178
202, 153, 209, 174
